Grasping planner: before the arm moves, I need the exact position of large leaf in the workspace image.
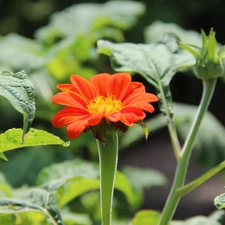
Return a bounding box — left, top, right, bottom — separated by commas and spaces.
214, 189, 225, 212
36, 159, 136, 208
0, 128, 69, 153
36, 159, 100, 208
0, 188, 64, 225
0, 70, 35, 142
0, 34, 45, 72
35, 1, 145, 44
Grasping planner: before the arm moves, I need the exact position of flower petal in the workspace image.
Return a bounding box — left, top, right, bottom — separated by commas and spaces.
90, 73, 111, 96
123, 92, 158, 106
52, 107, 89, 127
57, 84, 74, 92
66, 119, 89, 139
52, 92, 88, 108
70, 75, 97, 100
106, 73, 131, 100
88, 111, 104, 126
121, 82, 145, 101
105, 111, 121, 123
120, 107, 146, 126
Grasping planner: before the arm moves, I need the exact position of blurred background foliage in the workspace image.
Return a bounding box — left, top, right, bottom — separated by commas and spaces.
1, 0, 225, 224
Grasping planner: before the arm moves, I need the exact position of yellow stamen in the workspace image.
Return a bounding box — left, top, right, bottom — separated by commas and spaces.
87, 95, 123, 115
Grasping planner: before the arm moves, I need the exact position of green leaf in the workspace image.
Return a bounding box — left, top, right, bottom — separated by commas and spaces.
0, 128, 69, 153
132, 210, 161, 225
36, 159, 100, 207
114, 171, 136, 206
52, 177, 99, 208
36, 159, 137, 208
0, 70, 35, 142
144, 21, 202, 46
36, 159, 99, 185
35, 1, 145, 44
0, 188, 64, 225
98, 40, 177, 87
214, 192, 225, 209
0, 34, 45, 72
144, 21, 200, 70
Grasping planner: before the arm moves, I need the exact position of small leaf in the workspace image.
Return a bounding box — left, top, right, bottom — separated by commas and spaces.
214, 193, 225, 209
0, 70, 35, 142
0, 128, 69, 153
132, 210, 160, 225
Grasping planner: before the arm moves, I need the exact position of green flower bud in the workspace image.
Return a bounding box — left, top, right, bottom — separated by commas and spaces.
179, 29, 225, 80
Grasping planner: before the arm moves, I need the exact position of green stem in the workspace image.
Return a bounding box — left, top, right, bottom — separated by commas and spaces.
158, 81, 181, 160
96, 129, 118, 225
178, 160, 225, 196
158, 79, 217, 225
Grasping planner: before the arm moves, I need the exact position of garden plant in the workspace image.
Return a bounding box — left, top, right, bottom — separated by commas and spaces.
1, 1, 225, 225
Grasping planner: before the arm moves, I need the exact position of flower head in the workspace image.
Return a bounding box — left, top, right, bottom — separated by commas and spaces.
52, 73, 158, 143
179, 29, 225, 80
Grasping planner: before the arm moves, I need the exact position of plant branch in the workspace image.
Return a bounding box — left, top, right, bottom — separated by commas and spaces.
178, 160, 225, 196
158, 78, 217, 225
158, 81, 181, 160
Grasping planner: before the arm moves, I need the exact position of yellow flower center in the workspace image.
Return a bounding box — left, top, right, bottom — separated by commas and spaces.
87, 95, 123, 115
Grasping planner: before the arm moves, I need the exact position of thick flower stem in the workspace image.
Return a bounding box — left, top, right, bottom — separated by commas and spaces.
158, 79, 217, 225
96, 129, 118, 225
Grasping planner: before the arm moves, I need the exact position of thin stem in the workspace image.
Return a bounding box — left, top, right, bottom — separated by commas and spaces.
158, 81, 181, 160
96, 129, 118, 225
158, 79, 217, 225
178, 160, 225, 196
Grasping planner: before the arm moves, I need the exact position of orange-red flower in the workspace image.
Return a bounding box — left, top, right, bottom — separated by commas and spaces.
52, 73, 158, 141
